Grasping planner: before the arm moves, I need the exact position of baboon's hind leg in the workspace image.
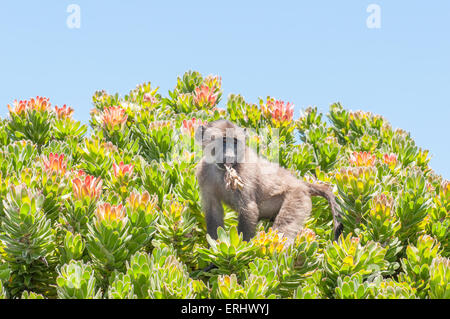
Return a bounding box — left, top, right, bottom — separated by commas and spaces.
272, 189, 312, 244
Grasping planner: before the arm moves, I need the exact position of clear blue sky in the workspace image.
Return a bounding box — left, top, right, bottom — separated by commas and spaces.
0, 1, 449, 179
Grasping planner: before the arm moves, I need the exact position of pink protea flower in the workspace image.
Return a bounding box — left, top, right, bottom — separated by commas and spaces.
100, 106, 128, 130
72, 175, 103, 201
43, 153, 67, 174
181, 117, 206, 135
260, 97, 294, 124
54, 104, 74, 119
383, 153, 398, 167
112, 161, 134, 178
349, 151, 376, 167
95, 203, 126, 223
193, 85, 218, 108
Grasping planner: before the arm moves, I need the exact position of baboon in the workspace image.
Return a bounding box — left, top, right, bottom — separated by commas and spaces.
195, 119, 343, 244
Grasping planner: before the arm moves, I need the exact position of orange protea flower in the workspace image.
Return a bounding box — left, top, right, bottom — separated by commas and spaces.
72, 175, 103, 201
7, 96, 51, 116
42, 153, 67, 174
349, 151, 376, 167
193, 85, 218, 108
126, 190, 158, 214
383, 153, 398, 167
28, 96, 51, 112
126, 190, 151, 209
181, 117, 206, 135
95, 203, 126, 223
100, 106, 128, 130
252, 228, 288, 256
54, 104, 74, 119
7, 100, 28, 115
261, 97, 294, 124
112, 161, 134, 178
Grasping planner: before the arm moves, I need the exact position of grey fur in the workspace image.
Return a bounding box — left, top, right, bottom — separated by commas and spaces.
195, 119, 343, 243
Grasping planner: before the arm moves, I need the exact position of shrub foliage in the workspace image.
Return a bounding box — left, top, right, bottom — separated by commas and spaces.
0, 71, 448, 299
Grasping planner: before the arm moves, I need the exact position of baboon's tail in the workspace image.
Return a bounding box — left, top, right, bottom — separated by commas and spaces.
307, 183, 343, 241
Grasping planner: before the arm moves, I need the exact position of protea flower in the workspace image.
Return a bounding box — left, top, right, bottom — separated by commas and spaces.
72, 175, 103, 201
148, 120, 171, 130
102, 141, 118, 153
143, 93, 158, 104
7, 100, 28, 116
42, 153, 67, 175
125, 190, 158, 252
87, 202, 131, 274
295, 228, 317, 244
27, 96, 51, 112
368, 194, 399, 236
193, 85, 218, 108
383, 153, 398, 167
71, 169, 86, 177
100, 106, 128, 130
349, 110, 369, 121
126, 190, 153, 210
112, 161, 134, 178
203, 75, 222, 91
349, 151, 376, 167
260, 97, 294, 124
252, 228, 288, 256
181, 117, 206, 135
442, 181, 449, 196
95, 203, 127, 224
54, 104, 74, 119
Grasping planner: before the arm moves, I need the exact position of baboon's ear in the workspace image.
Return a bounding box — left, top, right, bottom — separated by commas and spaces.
195, 125, 206, 144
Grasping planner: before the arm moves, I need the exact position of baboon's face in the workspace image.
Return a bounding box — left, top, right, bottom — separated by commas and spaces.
195, 120, 247, 169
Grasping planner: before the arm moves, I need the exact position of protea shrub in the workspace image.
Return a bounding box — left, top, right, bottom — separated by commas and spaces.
86, 203, 131, 281
6, 96, 54, 148
0, 70, 447, 299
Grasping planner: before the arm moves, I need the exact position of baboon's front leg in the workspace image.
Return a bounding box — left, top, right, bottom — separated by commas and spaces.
203, 196, 224, 241
272, 189, 312, 243
238, 201, 259, 242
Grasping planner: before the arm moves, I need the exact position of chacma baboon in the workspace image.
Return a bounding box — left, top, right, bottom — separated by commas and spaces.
195, 119, 343, 245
